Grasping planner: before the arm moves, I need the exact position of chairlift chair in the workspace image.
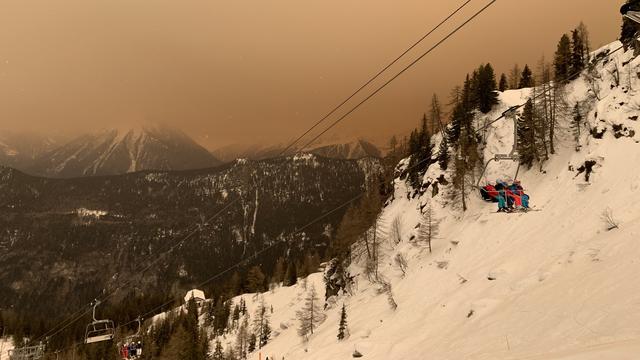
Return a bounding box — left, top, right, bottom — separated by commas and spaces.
477, 106, 522, 188
120, 317, 143, 346
85, 300, 115, 345
625, 11, 640, 24
7, 343, 45, 360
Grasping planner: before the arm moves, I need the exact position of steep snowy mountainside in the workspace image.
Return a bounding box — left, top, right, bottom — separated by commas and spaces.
198, 42, 640, 359
27, 124, 221, 178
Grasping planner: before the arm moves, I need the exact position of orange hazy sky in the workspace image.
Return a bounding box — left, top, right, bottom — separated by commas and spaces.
0, 0, 622, 148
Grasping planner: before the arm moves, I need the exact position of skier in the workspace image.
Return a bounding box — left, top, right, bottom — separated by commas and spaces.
494, 180, 508, 212
481, 183, 498, 202
508, 181, 523, 209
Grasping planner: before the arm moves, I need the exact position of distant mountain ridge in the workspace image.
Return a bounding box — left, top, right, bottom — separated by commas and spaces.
0, 125, 222, 178
0, 131, 58, 169
212, 139, 382, 162
0, 128, 384, 178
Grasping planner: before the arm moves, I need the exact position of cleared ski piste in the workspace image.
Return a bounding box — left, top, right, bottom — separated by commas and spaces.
146, 41, 640, 359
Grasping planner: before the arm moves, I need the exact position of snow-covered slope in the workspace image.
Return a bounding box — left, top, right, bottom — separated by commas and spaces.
0, 338, 13, 360
186, 41, 640, 360
29, 125, 221, 177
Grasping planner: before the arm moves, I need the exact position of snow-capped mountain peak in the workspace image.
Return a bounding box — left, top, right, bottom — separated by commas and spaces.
28, 125, 222, 177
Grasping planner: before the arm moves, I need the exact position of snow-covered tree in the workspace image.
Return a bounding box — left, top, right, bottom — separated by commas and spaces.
572, 102, 583, 149
252, 298, 271, 348
418, 203, 439, 253
213, 339, 224, 360
236, 315, 250, 360
297, 285, 327, 339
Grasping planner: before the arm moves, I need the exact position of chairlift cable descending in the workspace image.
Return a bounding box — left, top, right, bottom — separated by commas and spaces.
8, 2, 500, 356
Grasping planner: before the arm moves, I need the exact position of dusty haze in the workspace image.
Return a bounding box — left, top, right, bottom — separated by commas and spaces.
0, 0, 621, 149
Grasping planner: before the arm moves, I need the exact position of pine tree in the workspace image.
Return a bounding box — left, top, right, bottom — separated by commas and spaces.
554, 34, 572, 81
449, 75, 481, 211
571, 29, 585, 76
271, 257, 286, 287
240, 298, 247, 316
284, 261, 298, 286
248, 333, 256, 353
499, 73, 508, 92
407, 114, 433, 189
232, 304, 241, 329
476, 63, 499, 113
260, 319, 271, 348
437, 134, 450, 171
296, 285, 326, 339
337, 304, 348, 341
509, 64, 521, 89
235, 316, 250, 360
429, 94, 443, 135
572, 102, 583, 149
252, 298, 271, 349
213, 340, 224, 360
519, 65, 534, 88
213, 297, 230, 335
245, 265, 266, 293
517, 99, 537, 168
417, 203, 439, 253
577, 22, 591, 60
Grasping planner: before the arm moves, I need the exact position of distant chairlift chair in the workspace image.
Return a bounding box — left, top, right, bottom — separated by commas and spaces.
121, 316, 143, 347
477, 106, 521, 188
8, 343, 45, 360
85, 300, 115, 345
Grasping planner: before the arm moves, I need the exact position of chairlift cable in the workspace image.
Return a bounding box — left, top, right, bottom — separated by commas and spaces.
9, 1, 497, 354
296, 0, 498, 153
278, 0, 475, 157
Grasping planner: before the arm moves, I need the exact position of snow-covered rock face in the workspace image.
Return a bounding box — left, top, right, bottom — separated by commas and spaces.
206, 42, 640, 359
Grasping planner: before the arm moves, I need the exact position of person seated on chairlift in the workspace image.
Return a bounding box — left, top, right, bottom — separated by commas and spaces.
494, 179, 509, 212
481, 183, 498, 202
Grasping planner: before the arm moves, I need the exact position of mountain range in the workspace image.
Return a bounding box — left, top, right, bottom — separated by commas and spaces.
0, 127, 383, 178
211, 138, 382, 163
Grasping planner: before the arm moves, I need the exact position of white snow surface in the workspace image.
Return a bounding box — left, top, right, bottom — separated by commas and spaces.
0, 338, 13, 360
159, 42, 640, 359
